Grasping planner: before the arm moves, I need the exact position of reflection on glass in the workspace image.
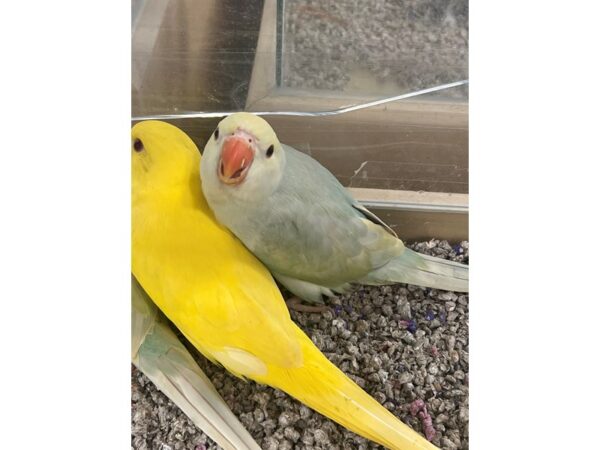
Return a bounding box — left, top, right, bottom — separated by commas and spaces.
131, 0, 468, 199
281, 0, 468, 99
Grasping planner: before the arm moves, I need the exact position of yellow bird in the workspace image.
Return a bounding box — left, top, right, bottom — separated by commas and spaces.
131, 120, 438, 450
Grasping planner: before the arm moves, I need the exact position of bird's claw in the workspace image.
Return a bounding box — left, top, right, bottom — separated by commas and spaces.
286, 297, 331, 314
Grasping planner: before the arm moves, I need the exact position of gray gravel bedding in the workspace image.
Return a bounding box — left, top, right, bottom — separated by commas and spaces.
132, 239, 469, 450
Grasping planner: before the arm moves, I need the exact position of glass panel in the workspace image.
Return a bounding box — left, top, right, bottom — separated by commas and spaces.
132, 0, 468, 198
132, 0, 265, 116
279, 0, 468, 100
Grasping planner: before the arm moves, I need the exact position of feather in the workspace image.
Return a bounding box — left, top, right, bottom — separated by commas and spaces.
131, 277, 261, 450
362, 248, 469, 292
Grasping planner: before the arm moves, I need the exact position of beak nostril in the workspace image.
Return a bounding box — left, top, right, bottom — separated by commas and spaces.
231, 167, 245, 179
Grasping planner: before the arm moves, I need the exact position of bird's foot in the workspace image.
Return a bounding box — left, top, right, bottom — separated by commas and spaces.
286, 297, 331, 314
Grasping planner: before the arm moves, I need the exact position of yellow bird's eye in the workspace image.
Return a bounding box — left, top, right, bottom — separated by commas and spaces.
214, 128, 219, 140
133, 138, 144, 152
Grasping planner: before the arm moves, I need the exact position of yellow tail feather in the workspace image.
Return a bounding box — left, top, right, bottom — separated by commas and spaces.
256, 325, 438, 450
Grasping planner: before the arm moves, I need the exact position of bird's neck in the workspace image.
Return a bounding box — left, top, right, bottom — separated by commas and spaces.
133, 171, 206, 212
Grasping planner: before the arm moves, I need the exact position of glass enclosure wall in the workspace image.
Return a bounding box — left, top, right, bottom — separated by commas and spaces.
280, 0, 467, 100
132, 0, 468, 239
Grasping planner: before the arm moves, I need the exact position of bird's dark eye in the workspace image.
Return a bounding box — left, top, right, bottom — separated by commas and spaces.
133, 138, 144, 152
266, 145, 274, 158
214, 128, 219, 140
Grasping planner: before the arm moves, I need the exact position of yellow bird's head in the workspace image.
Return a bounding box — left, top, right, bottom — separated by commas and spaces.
131, 120, 201, 197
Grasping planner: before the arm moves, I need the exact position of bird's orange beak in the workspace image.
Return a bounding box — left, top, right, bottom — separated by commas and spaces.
218, 136, 254, 185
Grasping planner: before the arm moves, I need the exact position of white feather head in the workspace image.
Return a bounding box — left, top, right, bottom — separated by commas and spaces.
201, 113, 286, 206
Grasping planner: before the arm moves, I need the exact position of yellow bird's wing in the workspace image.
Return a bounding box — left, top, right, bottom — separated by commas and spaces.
133, 193, 303, 378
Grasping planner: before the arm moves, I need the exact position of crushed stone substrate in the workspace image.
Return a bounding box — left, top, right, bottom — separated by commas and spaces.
132, 239, 469, 450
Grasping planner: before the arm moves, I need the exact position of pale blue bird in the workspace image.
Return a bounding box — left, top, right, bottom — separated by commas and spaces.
200, 113, 468, 307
